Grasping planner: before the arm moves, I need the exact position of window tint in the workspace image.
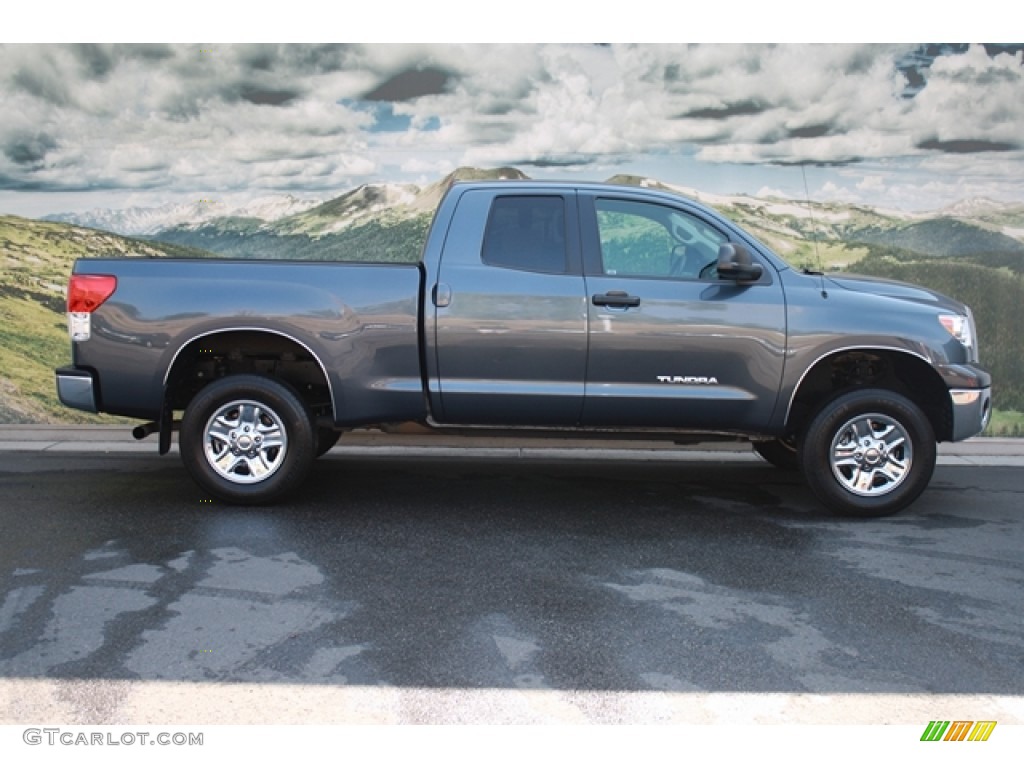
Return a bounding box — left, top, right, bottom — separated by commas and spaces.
595, 198, 727, 280
482, 196, 567, 274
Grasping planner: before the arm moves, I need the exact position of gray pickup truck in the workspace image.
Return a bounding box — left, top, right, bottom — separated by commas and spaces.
56, 180, 991, 516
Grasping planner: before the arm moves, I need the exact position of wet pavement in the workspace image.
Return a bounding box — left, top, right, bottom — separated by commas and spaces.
1, 450, 1022, 724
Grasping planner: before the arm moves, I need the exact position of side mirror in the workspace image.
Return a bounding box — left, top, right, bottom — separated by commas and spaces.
716, 242, 763, 283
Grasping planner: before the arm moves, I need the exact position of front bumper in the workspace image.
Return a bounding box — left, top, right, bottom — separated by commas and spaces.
55, 366, 98, 413
949, 387, 991, 442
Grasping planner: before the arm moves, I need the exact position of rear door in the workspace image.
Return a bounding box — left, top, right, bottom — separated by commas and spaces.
580, 192, 787, 432
432, 188, 588, 425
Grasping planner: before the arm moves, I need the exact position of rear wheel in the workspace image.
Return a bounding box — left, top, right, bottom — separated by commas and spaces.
799, 389, 936, 517
180, 374, 315, 504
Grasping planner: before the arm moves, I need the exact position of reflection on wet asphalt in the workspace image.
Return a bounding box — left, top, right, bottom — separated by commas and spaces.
1, 454, 1022, 706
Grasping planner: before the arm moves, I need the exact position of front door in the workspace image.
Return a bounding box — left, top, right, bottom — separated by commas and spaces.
580, 193, 787, 432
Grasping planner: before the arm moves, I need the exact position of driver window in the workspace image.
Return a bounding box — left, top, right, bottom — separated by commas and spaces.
595, 198, 727, 280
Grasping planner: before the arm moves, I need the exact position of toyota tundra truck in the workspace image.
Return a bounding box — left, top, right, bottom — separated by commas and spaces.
55, 180, 992, 516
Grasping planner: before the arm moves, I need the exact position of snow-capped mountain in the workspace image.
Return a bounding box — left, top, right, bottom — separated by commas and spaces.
42, 168, 1024, 256
940, 197, 1017, 218
45, 194, 322, 236
274, 183, 420, 236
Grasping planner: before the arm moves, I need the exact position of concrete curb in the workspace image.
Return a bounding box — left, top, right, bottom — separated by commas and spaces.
2, 425, 1022, 465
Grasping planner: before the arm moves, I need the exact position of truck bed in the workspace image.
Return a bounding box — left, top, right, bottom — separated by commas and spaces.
65, 258, 426, 425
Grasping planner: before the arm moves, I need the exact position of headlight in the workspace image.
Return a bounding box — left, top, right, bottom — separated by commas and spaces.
938, 312, 976, 360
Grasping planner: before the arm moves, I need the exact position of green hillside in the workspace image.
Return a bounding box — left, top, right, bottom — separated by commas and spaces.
0, 215, 213, 423
847, 245, 1024, 416
850, 219, 1024, 258
153, 215, 431, 263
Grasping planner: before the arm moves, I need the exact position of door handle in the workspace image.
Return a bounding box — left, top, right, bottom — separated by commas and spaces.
592, 291, 641, 308
433, 283, 452, 308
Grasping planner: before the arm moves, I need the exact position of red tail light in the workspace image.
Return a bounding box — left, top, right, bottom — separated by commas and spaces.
68, 274, 117, 313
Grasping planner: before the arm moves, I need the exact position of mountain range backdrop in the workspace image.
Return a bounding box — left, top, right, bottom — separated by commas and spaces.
1, 44, 1023, 433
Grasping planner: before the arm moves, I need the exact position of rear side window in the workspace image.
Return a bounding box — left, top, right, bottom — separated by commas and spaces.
482, 196, 568, 274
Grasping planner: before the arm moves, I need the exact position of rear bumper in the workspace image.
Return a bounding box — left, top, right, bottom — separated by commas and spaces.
949, 387, 992, 442
55, 366, 98, 413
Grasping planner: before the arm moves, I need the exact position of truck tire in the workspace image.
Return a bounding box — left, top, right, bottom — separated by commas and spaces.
799, 389, 936, 517
180, 374, 316, 504
752, 438, 799, 470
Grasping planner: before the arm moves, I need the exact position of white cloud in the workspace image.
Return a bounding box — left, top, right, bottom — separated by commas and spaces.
856, 175, 886, 192
0, 43, 1022, 214
909, 45, 1023, 146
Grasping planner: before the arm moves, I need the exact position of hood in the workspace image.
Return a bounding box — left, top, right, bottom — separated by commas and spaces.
825, 273, 966, 313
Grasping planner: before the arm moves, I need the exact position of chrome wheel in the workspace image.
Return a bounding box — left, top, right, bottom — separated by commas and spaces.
800, 389, 936, 517
181, 375, 315, 504
829, 412, 912, 497
202, 399, 288, 484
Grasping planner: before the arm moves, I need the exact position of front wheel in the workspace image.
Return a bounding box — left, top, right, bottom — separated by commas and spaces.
799, 389, 936, 517
180, 375, 316, 504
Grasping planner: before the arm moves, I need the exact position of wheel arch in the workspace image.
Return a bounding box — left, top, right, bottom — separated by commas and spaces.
785, 346, 953, 443
163, 328, 336, 422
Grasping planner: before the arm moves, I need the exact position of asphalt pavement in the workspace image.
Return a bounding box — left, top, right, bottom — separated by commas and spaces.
2, 425, 1023, 727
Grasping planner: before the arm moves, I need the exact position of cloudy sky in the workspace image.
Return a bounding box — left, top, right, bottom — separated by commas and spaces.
1, 42, 1022, 217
